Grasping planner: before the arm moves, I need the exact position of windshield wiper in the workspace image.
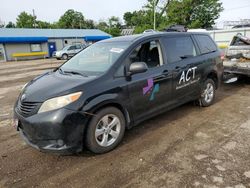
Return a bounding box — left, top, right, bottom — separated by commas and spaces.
64, 70, 88, 77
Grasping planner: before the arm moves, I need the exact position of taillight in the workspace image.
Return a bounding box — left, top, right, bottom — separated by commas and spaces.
220, 52, 225, 61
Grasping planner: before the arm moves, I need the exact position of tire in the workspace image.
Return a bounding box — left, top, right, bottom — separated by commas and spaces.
62, 54, 68, 60
85, 107, 126, 154
199, 78, 216, 107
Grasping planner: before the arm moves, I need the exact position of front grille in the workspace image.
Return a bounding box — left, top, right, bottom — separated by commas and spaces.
17, 101, 41, 117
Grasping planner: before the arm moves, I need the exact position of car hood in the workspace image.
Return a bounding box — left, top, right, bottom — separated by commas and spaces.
21, 71, 97, 102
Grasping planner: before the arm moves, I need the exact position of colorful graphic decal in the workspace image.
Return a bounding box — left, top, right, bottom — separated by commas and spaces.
143, 78, 160, 101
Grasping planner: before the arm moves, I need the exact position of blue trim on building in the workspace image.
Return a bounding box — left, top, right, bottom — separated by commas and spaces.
83, 36, 111, 41
0, 37, 48, 43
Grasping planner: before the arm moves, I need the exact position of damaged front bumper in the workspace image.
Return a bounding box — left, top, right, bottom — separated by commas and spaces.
14, 107, 88, 154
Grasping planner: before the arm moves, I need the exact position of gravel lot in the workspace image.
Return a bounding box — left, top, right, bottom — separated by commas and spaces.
0, 59, 250, 188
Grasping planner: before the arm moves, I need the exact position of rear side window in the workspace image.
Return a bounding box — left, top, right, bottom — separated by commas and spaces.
196, 35, 217, 54
163, 36, 197, 64
75, 44, 82, 49
68, 46, 77, 50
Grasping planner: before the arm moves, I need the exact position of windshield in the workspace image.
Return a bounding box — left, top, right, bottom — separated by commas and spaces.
62, 46, 70, 51
60, 41, 130, 76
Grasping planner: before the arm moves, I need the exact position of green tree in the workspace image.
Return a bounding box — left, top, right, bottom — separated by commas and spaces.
144, 0, 172, 17
96, 21, 109, 31
36, 21, 52, 28
16, 11, 36, 28
58, 9, 85, 29
124, 10, 165, 33
85, 19, 95, 29
5, 21, 16, 28
167, 0, 223, 28
107, 16, 122, 37
123, 12, 134, 27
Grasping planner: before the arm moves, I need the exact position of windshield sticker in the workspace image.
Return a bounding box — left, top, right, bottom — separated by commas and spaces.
143, 78, 160, 101
110, 48, 124, 53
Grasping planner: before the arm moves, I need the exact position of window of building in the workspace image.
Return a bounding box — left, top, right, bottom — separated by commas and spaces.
30, 44, 42, 52
196, 35, 217, 54
164, 36, 197, 64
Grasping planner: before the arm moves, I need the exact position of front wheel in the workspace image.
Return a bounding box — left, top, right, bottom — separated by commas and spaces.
85, 107, 125, 154
199, 79, 216, 107
62, 54, 68, 60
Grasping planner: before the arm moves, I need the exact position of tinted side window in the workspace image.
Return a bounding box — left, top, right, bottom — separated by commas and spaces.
75, 44, 82, 49
164, 36, 197, 64
68, 46, 76, 50
196, 35, 217, 54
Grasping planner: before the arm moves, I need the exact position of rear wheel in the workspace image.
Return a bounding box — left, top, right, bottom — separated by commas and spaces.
85, 107, 125, 154
199, 79, 216, 107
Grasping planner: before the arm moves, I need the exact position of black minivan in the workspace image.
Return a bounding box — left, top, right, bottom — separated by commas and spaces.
14, 32, 223, 154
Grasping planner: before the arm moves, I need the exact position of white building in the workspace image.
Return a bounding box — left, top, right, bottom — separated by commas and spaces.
0, 28, 111, 62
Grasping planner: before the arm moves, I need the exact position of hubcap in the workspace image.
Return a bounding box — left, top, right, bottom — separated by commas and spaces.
63, 55, 67, 59
95, 114, 121, 147
203, 83, 214, 103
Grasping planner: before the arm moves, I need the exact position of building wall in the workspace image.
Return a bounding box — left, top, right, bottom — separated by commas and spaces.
3, 38, 86, 61
4, 43, 48, 61
0, 44, 6, 62
209, 28, 250, 46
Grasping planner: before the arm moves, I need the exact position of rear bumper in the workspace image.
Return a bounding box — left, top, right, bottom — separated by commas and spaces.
224, 66, 250, 77
14, 107, 87, 154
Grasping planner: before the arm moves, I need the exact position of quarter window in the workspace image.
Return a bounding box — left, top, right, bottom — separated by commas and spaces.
164, 36, 197, 64
196, 35, 217, 54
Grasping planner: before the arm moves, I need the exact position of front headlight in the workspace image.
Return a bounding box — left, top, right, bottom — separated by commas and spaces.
56, 52, 62, 56
21, 82, 28, 92
38, 92, 82, 114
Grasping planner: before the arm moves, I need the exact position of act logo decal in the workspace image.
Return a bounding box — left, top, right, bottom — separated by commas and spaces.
143, 78, 160, 101
176, 66, 200, 90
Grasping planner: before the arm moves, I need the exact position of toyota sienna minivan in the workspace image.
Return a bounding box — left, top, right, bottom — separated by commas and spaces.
14, 32, 223, 154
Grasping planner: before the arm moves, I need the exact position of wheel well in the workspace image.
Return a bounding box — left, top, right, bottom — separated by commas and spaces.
207, 72, 218, 89
90, 103, 131, 128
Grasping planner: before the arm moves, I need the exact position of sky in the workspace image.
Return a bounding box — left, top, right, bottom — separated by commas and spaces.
0, 0, 250, 25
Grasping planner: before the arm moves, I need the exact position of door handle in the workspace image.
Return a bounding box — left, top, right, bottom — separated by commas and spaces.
162, 70, 169, 75
174, 66, 182, 73
175, 66, 181, 70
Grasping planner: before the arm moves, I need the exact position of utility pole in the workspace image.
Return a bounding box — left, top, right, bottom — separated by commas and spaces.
153, 0, 156, 30
32, 9, 37, 28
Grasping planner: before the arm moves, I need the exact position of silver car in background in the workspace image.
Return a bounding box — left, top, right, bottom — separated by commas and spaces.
54, 44, 87, 60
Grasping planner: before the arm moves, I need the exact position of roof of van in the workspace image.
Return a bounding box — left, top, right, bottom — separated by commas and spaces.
102, 32, 209, 43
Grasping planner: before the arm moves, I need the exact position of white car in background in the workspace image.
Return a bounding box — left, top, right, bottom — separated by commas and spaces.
54, 44, 87, 60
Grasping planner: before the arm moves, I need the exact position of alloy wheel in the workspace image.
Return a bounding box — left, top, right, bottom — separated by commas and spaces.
95, 114, 121, 147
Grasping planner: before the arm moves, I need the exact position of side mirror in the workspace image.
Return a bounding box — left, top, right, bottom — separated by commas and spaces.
127, 62, 148, 76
